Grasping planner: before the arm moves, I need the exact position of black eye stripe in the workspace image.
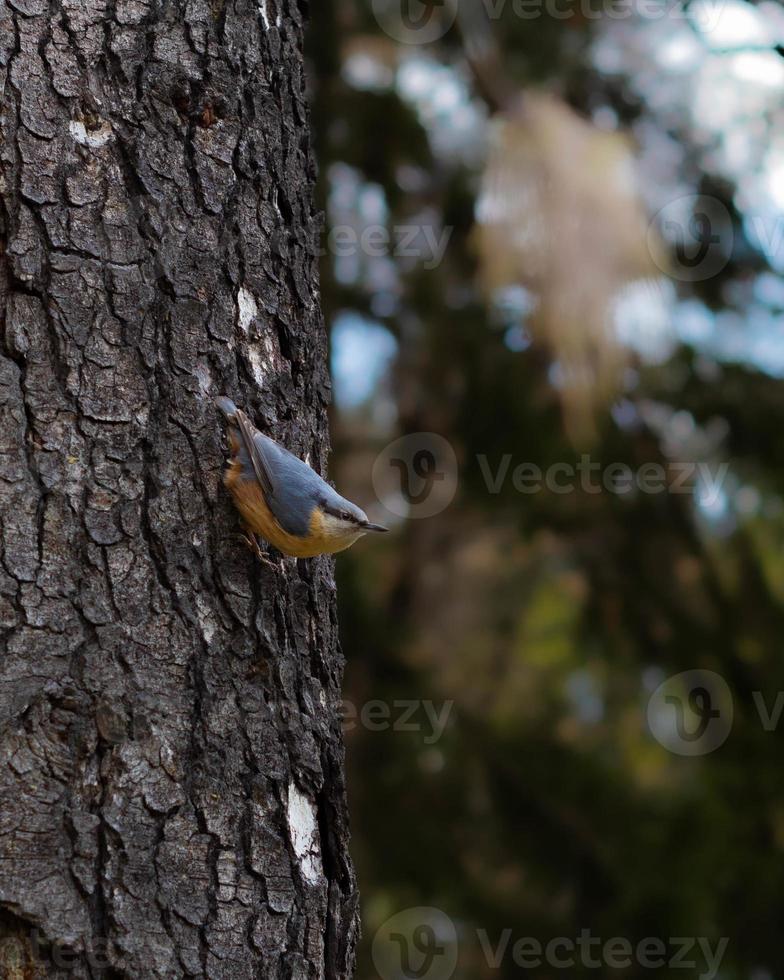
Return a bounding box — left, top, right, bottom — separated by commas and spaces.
322, 502, 353, 522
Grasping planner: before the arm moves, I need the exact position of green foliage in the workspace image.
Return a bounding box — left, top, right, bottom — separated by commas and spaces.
309, 2, 784, 976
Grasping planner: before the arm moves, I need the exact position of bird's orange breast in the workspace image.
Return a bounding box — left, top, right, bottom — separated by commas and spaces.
224, 460, 310, 556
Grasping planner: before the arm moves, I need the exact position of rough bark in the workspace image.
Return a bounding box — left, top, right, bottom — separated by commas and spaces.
0, 1, 358, 977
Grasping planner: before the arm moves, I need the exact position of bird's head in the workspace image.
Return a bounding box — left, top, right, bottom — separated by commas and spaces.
316, 492, 388, 548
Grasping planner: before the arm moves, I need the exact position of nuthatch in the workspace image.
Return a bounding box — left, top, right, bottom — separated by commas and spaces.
216, 396, 388, 558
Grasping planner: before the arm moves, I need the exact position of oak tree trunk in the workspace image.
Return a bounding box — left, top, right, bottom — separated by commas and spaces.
0, 1, 358, 976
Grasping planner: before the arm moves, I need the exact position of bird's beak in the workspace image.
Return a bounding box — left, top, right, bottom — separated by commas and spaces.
362, 521, 389, 533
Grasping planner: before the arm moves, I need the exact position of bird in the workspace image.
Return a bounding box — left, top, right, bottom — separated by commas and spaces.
215, 396, 389, 558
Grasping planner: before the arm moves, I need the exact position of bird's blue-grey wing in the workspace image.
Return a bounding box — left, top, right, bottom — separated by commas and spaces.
251, 432, 330, 537
233, 409, 274, 498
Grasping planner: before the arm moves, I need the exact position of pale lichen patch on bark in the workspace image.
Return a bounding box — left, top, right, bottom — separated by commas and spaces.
287, 781, 323, 886
237, 287, 258, 334
68, 118, 113, 149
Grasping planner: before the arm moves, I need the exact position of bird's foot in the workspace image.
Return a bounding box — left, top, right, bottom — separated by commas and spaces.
238, 528, 278, 570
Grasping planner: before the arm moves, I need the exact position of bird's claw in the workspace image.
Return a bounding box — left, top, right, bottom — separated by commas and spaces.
237, 528, 279, 569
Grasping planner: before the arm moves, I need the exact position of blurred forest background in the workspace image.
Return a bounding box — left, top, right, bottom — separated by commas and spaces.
306, 1, 784, 977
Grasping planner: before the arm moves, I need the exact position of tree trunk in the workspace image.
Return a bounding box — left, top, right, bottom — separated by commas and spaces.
0, 1, 357, 977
